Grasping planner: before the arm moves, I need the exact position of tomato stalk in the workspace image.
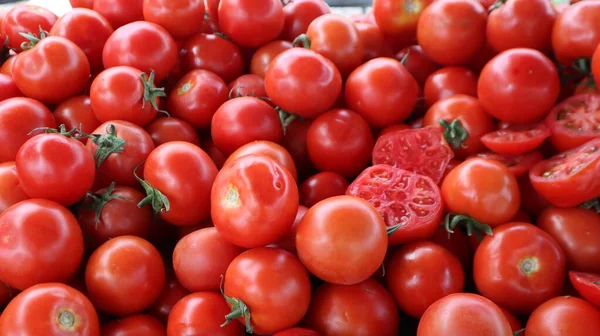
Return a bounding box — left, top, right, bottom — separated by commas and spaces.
513, 328, 526, 336
84, 182, 128, 228
140, 70, 168, 115
292, 34, 311, 49
488, 0, 507, 12
277, 107, 298, 135
387, 225, 401, 236
221, 293, 254, 333
444, 213, 493, 241
18, 27, 49, 50
89, 124, 126, 169
572, 57, 592, 75
134, 164, 171, 214
28, 124, 90, 140
398, 49, 410, 66
439, 119, 469, 150
57, 310, 76, 330
581, 197, 600, 214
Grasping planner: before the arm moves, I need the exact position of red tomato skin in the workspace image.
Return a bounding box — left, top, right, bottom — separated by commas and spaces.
223, 141, 298, 181
594, 44, 600, 86
273, 328, 318, 336
70, 0, 93, 8
93, 0, 143, 29
0, 283, 100, 336
250, 40, 293, 78
0, 74, 21, 102
546, 94, 600, 152
526, 296, 600, 335
0, 56, 16, 77
270, 205, 308, 255
145, 117, 200, 147
1, 5, 58, 51
181, 33, 244, 83
101, 314, 164, 336
481, 122, 550, 155
281, 119, 313, 177
218, 0, 284, 48
570, 271, 600, 307
143, 0, 205, 41
0, 162, 28, 215
53, 95, 101, 142
357, 23, 392, 62
148, 272, 189, 323
280, 0, 330, 41
300, 172, 348, 207
552, 1, 600, 65
423, 66, 478, 107
373, 0, 433, 40
475, 151, 544, 179
49, 8, 114, 72
228, 74, 267, 98
395, 45, 440, 86
0, 199, 84, 291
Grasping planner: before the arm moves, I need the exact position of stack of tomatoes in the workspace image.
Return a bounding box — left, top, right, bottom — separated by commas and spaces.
1, 0, 600, 335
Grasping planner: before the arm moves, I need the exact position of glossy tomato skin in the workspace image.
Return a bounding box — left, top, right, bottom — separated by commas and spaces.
475, 151, 544, 179
300, 172, 348, 207
218, 0, 284, 48
526, 296, 600, 335
304, 278, 399, 336
0, 283, 99, 336
481, 122, 550, 155
181, 33, 244, 83
270, 205, 308, 255
0, 162, 27, 214
85, 236, 165, 316
357, 23, 392, 62
570, 271, 600, 307
93, 0, 143, 29
143, 0, 205, 40
70, 0, 93, 8
423, 66, 478, 107
250, 40, 293, 78
395, 45, 439, 86
345, 57, 418, 128
0, 199, 84, 291
0, 56, 16, 77
228, 74, 267, 98
224, 248, 311, 335
272, 328, 318, 336
281, 119, 313, 177
148, 272, 189, 323
101, 314, 164, 336
552, 1, 600, 65
1, 5, 58, 51
546, 94, 600, 152
223, 141, 298, 181
280, 0, 330, 41
478, 48, 560, 124
211, 155, 298, 248
417, 293, 512, 336
296, 196, 388, 285
387, 241, 464, 318
373, 0, 432, 39
442, 158, 520, 227
0, 73, 21, 102
53, 96, 101, 141
145, 117, 200, 147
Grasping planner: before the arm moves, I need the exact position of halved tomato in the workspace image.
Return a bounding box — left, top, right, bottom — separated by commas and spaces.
476, 151, 544, 178
481, 122, 550, 155
546, 94, 600, 152
570, 271, 600, 307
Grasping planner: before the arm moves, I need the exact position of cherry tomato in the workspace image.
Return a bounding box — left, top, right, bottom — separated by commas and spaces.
423, 66, 478, 107
526, 296, 600, 335
552, 0, 600, 65
355, 23, 391, 62
300, 172, 348, 207
481, 122, 550, 155
475, 151, 543, 179
70, 0, 93, 8
148, 272, 189, 323
373, 0, 432, 40
223, 141, 298, 181
0, 73, 20, 102
395, 45, 440, 86
102, 314, 164, 336
250, 40, 292, 78
0, 162, 27, 215
92, 0, 143, 29
218, 0, 283, 47
570, 271, 600, 307
181, 33, 244, 83
546, 94, 600, 152
1, 5, 57, 52
53, 96, 101, 142
431, 224, 472, 270
201, 139, 227, 169
228, 74, 267, 98
145, 117, 200, 147
270, 205, 308, 255
143, 0, 204, 40
280, 0, 330, 42
281, 119, 313, 177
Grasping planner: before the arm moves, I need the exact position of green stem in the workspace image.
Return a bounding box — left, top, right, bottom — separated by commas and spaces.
277, 107, 298, 135
140, 70, 169, 116
134, 163, 171, 214
398, 49, 410, 66
19, 26, 49, 50
488, 0, 507, 12
387, 225, 401, 236
439, 119, 469, 151
292, 34, 311, 49
581, 197, 600, 214
89, 124, 126, 169
444, 213, 493, 242
572, 58, 592, 75
28, 124, 91, 140
221, 293, 254, 334
84, 182, 128, 229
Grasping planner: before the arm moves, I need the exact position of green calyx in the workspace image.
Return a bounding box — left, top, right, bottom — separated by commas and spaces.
488, 0, 507, 12
439, 119, 469, 151
277, 107, 298, 136
444, 213, 493, 242
28, 124, 90, 140
221, 293, 254, 334
89, 124, 125, 169
292, 34, 311, 49
387, 225, 401, 236
398, 49, 410, 66
19, 26, 49, 50
140, 70, 169, 115
581, 197, 600, 214
134, 164, 170, 214
572, 57, 592, 75
83, 182, 128, 230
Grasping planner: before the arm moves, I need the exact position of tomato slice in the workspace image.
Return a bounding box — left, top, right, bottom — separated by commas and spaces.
481, 122, 550, 155
346, 164, 443, 246
569, 271, 600, 307
546, 94, 600, 152
475, 151, 543, 178
529, 138, 600, 207
372, 127, 454, 184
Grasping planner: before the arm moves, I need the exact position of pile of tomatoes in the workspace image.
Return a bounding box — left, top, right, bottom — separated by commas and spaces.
1, 0, 600, 334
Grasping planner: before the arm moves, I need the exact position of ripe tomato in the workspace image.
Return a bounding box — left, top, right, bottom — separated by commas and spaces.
482, 122, 550, 155
181, 33, 244, 83
296, 195, 387, 284
85, 236, 165, 316
212, 155, 298, 248
223, 141, 298, 181
0, 56, 16, 77
475, 151, 543, 178
70, 0, 93, 8
49, 8, 113, 72
218, 0, 283, 47
478, 48, 560, 124
570, 271, 600, 307
0, 73, 21, 102
92, 0, 143, 29
173, 227, 245, 292
145, 117, 200, 147
304, 279, 399, 336
141, 141, 218, 226
417, 0, 486, 65
526, 296, 600, 335
300, 172, 348, 207
529, 138, 600, 208
552, 0, 600, 65
270, 205, 308, 255
228, 74, 266, 98
280, 0, 330, 42
357, 23, 391, 61
250, 40, 292, 78
201, 139, 227, 169
0, 162, 27, 214
223, 248, 311, 334
423, 66, 478, 107
0, 199, 84, 291
281, 119, 313, 177
395, 45, 440, 86
148, 272, 189, 323
345, 57, 418, 128
0, 283, 99, 336
143, 0, 204, 40
167, 291, 245, 336
387, 241, 464, 318
265, 48, 342, 119
417, 293, 512, 336
373, 0, 432, 39
102, 314, 164, 336
273, 328, 318, 336
442, 158, 520, 227
546, 94, 600, 152
53, 96, 101, 142
1, 5, 57, 51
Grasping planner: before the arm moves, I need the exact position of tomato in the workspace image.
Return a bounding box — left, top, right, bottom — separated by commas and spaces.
373, 0, 432, 39
475, 151, 543, 179
417, 0, 486, 65
53, 96, 101, 142
250, 40, 292, 78
0, 199, 84, 291
526, 296, 600, 335
85, 236, 165, 316
355, 23, 391, 62
372, 127, 454, 184
546, 94, 600, 152
0, 74, 20, 102
273, 328, 318, 336
270, 205, 307, 255
219, 0, 284, 47
184, 34, 245, 83
296, 195, 387, 284
518, 176, 549, 217
280, 0, 330, 42
431, 224, 472, 271
148, 272, 189, 323
423, 67, 478, 107
228, 74, 267, 98
49, 8, 113, 72
92, 0, 143, 29
223, 248, 311, 334
304, 278, 399, 336
0, 283, 99, 336
387, 241, 464, 318
143, 0, 204, 40
300, 172, 348, 207
481, 122, 550, 155
0, 162, 27, 215
487, 0, 556, 53
141, 141, 217, 226
145, 117, 200, 147
552, 1, 600, 65
395, 45, 440, 86
529, 138, 600, 208
0, 282, 14, 310
102, 314, 164, 336
570, 271, 600, 307
1, 5, 57, 52
281, 119, 313, 177
442, 158, 520, 227
417, 293, 512, 336
167, 291, 244, 336
345, 58, 418, 128
70, 0, 93, 8
0, 56, 15, 77
478, 48, 560, 124
378, 124, 411, 138
576, 76, 600, 95
265, 48, 342, 119
201, 139, 227, 170
223, 141, 298, 180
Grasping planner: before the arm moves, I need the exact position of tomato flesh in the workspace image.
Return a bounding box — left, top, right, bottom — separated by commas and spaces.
546, 94, 600, 152
481, 122, 550, 155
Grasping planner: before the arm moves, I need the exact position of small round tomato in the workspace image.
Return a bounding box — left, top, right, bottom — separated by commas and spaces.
148, 272, 189, 323
570, 271, 600, 307
0, 56, 16, 77
395, 45, 440, 86
552, 0, 600, 65
85, 236, 165, 316
431, 224, 472, 270
92, 0, 143, 29
281, 119, 313, 177
228, 74, 267, 98
70, 0, 93, 8
296, 195, 387, 285
280, 0, 330, 42
0, 73, 21, 102
304, 279, 399, 336
223, 248, 311, 334
201, 139, 227, 170
0, 199, 84, 291
546, 94, 600, 152
143, 0, 204, 40
475, 151, 543, 179
212, 155, 298, 248
101, 314, 164, 336
218, 0, 284, 47
53, 96, 101, 141
417, 293, 512, 336
356, 23, 391, 62
478, 48, 560, 124
417, 0, 486, 65
300, 172, 348, 207
481, 122, 550, 155
0, 162, 27, 214
0, 283, 99, 336
1, 5, 57, 52
373, 0, 433, 40
526, 296, 600, 335
223, 141, 298, 181
145, 117, 200, 147
181, 33, 244, 83
345, 58, 418, 128
387, 241, 464, 318
270, 205, 308, 255
423, 67, 478, 107
250, 40, 292, 78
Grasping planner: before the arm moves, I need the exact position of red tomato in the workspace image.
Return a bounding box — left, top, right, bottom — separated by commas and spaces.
70, 0, 93, 8
431, 224, 472, 270
201, 139, 227, 170
304, 279, 399, 336
53, 96, 101, 142
223, 248, 311, 334
281, 119, 313, 177
280, 0, 330, 42
211, 155, 298, 248
570, 271, 600, 307
270, 205, 308, 255
300, 172, 348, 207
273, 328, 318, 336
356, 23, 391, 62
499, 306, 523, 333
181, 33, 244, 83
148, 272, 189, 323
387, 241, 464, 318
0, 283, 99, 336
552, 0, 600, 65
481, 122, 550, 155
0, 56, 15, 76
0, 162, 27, 214
0, 282, 14, 310
345, 57, 418, 128
250, 40, 292, 78
173, 227, 245, 292
423, 66, 478, 107
526, 296, 600, 335
478, 48, 560, 124
49, 8, 113, 71
475, 151, 544, 179
0, 5, 57, 52
0, 199, 84, 290
417, 0, 486, 65
218, 0, 284, 47
167, 291, 244, 336
143, 0, 204, 40
395, 45, 440, 86
85, 236, 165, 316
0, 73, 20, 102
296, 195, 388, 284
102, 314, 164, 336
518, 176, 550, 217
373, 0, 433, 40
265, 48, 342, 119
92, 0, 143, 29
378, 123, 411, 138
228, 74, 267, 98
145, 117, 200, 147
576, 76, 600, 96
417, 293, 512, 335
529, 138, 600, 208
223, 141, 298, 181
546, 94, 600, 152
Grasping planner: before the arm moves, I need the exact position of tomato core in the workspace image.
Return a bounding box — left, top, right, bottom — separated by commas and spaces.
519, 257, 539, 276
57, 310, 76, 330
225, 186, 240, 206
